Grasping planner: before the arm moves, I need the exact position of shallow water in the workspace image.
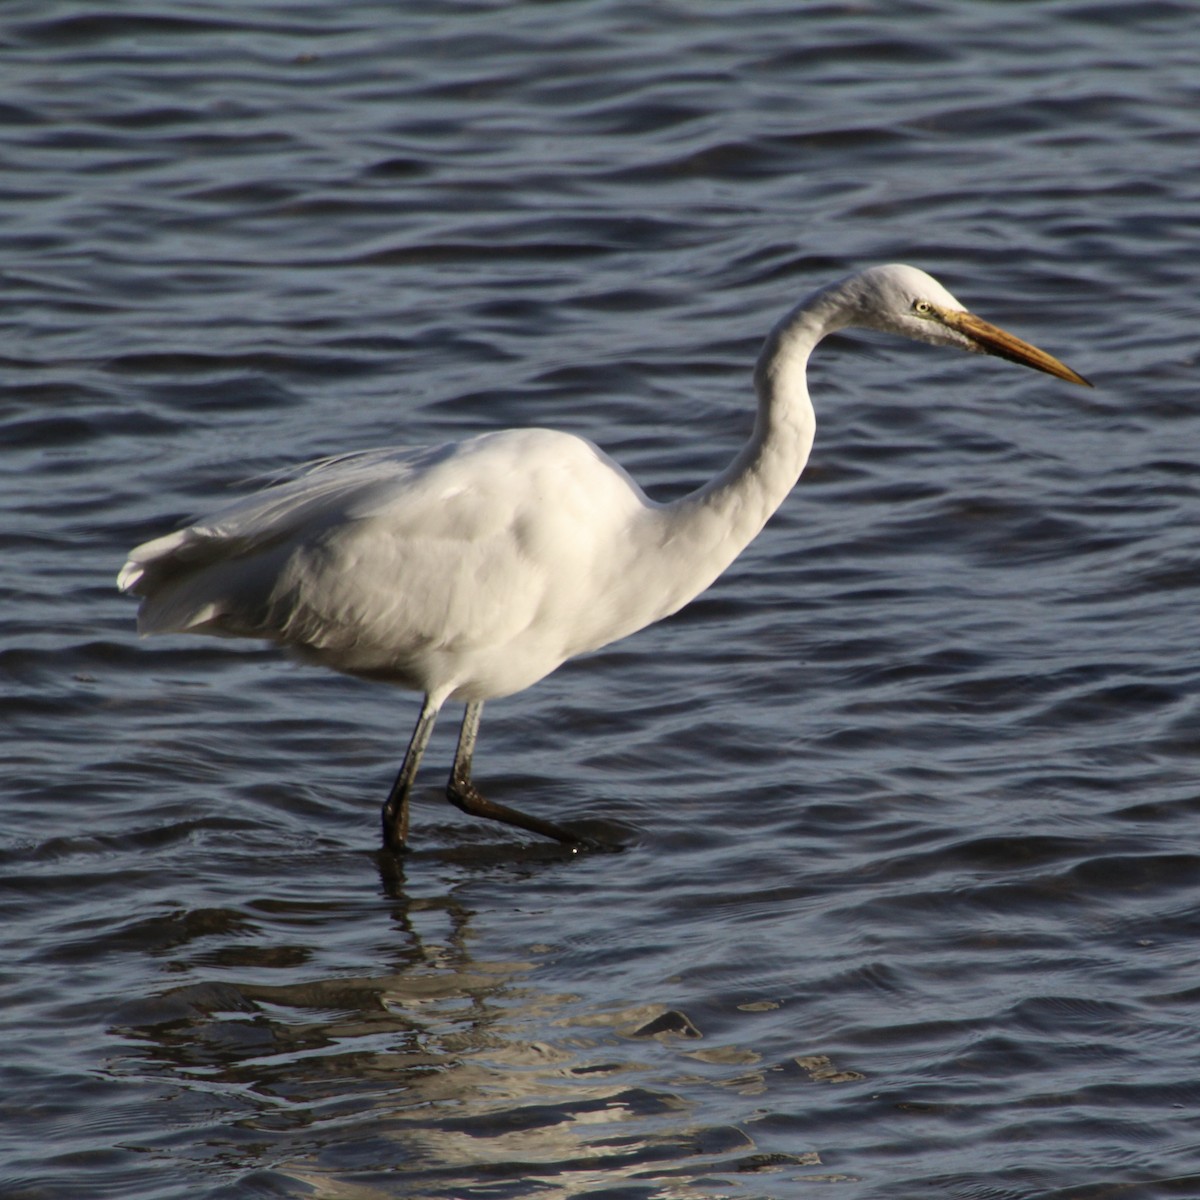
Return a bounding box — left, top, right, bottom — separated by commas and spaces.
4, 2, 1200, 1197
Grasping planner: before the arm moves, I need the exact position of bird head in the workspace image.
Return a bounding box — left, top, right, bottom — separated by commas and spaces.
846, 264, 1092, 387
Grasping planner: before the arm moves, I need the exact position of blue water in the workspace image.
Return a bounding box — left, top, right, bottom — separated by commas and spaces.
4, 2, 1200, 1197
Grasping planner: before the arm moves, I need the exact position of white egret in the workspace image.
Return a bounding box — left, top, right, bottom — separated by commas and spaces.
119, 264, 1090, 852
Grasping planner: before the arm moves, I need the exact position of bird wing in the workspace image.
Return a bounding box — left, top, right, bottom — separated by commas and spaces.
251, 429, 652, 677
117, 441, 470, 629
117, 430, 652, 688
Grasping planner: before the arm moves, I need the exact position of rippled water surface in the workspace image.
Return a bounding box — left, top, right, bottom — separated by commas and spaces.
4, 2, 1200, 1197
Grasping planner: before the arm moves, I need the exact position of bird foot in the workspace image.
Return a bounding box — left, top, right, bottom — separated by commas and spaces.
446, 772, 601, 850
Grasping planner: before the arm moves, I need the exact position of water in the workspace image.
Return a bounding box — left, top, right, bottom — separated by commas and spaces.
3, 1, 1200, 1196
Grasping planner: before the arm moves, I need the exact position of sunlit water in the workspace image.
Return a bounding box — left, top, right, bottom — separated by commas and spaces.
4, 2, 1200, 1197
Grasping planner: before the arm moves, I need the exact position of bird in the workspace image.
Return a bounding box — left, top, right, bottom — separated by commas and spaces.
118, 264, 1090, 853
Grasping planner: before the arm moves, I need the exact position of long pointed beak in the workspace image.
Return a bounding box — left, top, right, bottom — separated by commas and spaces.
938, 308, 1092, 387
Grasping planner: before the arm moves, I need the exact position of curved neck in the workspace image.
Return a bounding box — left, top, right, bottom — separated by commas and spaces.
672, 284, 844, 546
562, 277, 860, 658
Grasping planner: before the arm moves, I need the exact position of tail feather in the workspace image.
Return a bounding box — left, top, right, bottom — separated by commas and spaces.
118, 529, 192, 596
118, 527, 280, 637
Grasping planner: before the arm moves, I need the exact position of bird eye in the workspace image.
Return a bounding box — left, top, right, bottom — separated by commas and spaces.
912, 299, 934, 317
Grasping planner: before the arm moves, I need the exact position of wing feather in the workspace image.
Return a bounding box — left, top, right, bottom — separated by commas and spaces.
118, 442, 457, 632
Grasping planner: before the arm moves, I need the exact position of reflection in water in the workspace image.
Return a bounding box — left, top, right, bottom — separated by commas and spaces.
110, 858, 847, 1198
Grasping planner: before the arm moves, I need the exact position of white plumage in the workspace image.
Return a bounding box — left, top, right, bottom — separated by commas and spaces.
120, 265, 1089, 851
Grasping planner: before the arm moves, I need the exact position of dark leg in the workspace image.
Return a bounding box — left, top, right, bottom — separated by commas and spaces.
381, 695, 439, 852
446, 701, 597, 848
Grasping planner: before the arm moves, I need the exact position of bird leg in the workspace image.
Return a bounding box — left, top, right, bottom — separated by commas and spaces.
381, 695, 439, 852
446, 701, 596, 849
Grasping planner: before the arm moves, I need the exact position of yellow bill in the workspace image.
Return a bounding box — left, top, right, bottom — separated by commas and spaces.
937, 307, 1092, 387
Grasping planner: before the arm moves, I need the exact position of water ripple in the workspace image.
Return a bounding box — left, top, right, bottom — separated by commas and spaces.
4, 1, 1200, 1198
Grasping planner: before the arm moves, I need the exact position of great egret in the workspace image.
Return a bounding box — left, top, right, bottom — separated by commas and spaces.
119, 264, 1090, 852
